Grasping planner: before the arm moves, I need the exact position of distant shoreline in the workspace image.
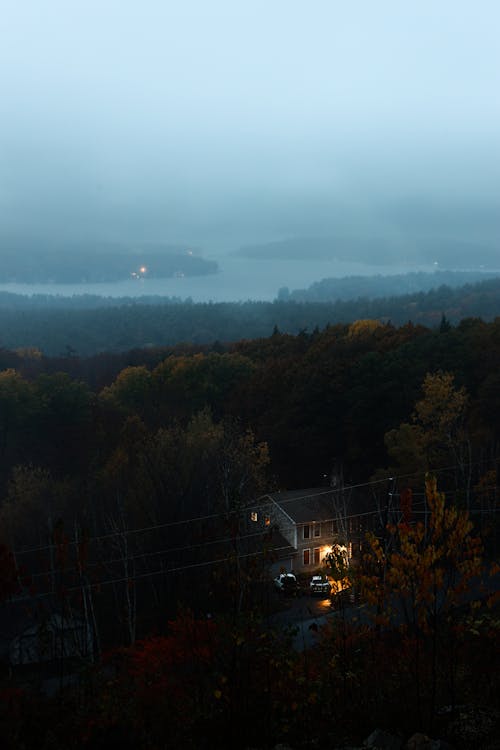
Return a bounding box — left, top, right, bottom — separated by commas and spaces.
0, 247, 219, 284
0, 266, 498, 307
1, 274, 500, 356
0, 257, 439, 304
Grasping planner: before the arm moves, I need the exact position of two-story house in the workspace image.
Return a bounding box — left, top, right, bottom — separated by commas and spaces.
250, 487, 350, 575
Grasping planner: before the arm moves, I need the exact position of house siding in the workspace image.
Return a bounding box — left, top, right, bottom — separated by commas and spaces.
254, 488, 372, 576
268, 501, 338, 573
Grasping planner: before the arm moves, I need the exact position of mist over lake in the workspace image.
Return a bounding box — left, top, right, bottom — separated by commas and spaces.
0, 255, 438, 303
1, 1, 499, 305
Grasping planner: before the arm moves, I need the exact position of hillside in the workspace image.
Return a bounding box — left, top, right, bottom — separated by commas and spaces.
0, 243, 218, 283
1, 275, 500, 355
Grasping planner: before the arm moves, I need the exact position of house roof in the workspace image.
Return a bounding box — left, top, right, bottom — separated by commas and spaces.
266, 488, 337, 524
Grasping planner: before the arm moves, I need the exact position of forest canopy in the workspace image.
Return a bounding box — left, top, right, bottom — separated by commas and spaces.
1, 274, 500, 355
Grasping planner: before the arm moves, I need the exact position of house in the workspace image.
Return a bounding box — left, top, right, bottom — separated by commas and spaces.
9, 612, 94, 666
250, 487, 357, 575
0, 603, 94, 667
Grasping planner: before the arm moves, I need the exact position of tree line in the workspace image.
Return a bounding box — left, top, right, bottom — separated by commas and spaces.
2, 315, 500, 489
1, 275, 500, 355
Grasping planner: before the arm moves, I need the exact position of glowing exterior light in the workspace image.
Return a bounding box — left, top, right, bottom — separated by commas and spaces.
139, 266, 147, 274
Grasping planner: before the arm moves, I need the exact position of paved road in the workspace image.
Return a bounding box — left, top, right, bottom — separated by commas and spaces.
270, 592, 369, 650
270, 569, 500, 650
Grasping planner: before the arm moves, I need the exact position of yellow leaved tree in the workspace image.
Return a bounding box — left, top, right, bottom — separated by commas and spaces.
382, 371, 472, 502
358, 475, 483, 726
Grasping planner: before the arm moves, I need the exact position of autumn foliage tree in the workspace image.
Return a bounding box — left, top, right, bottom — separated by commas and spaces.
381, 371, 472, 497
358, 475, 483, 727
83, 610, 302, 749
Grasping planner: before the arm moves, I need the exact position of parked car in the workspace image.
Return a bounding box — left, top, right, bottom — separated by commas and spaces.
274, 572, 301, 596
309, 575, 332, 596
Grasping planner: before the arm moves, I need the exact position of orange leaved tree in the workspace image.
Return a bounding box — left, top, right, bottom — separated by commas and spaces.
359, 475, 483, 727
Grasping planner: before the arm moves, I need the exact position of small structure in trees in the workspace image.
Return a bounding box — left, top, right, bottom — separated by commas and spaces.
0, 605, 94, 666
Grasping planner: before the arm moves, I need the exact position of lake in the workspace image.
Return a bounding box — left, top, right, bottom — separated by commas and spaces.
0, 256, 437, 303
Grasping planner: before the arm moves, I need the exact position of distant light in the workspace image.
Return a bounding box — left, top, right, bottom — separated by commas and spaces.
139, 266, 147, 274
187, 249, 193, 256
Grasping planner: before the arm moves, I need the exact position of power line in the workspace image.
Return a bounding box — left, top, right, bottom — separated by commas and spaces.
10, 460, 496, 559
8, 544, 294, 604
9, 479, 389, 558
22, 497, 500, 585
27, 526, 290, 580
8, 502, 499, 604
26, 506, 385, 582
10, 481, 376, 557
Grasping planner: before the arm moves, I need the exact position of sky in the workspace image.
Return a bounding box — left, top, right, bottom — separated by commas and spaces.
1, 0, 499, 254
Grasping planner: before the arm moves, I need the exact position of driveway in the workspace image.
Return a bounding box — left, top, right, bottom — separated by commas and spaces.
270, 591, 369, 650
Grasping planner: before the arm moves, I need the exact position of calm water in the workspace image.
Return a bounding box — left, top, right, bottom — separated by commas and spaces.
0, 256, 436, 303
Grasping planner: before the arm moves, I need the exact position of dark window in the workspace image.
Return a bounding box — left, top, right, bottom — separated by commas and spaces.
303, 548, 311, 565
313, 548, 321, 565
303, 524, 310, 539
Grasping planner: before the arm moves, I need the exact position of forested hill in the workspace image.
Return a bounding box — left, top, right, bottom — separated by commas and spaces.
0, 244, 218, 283
1, 276, 500, 356
1, 313, 500, 492
282, 269, 500, 302
0, 320, 499, 750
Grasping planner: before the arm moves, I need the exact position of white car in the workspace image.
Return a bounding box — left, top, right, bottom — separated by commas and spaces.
274, 572, 299, 593
309, 575, 332, 596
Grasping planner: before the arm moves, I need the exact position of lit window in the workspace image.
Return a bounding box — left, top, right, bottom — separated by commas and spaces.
303, 549, 311, 565
303, 524, 310, 539
313, 548, 321, 565
250, 511, 258, 522
264, 515, 271, 526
